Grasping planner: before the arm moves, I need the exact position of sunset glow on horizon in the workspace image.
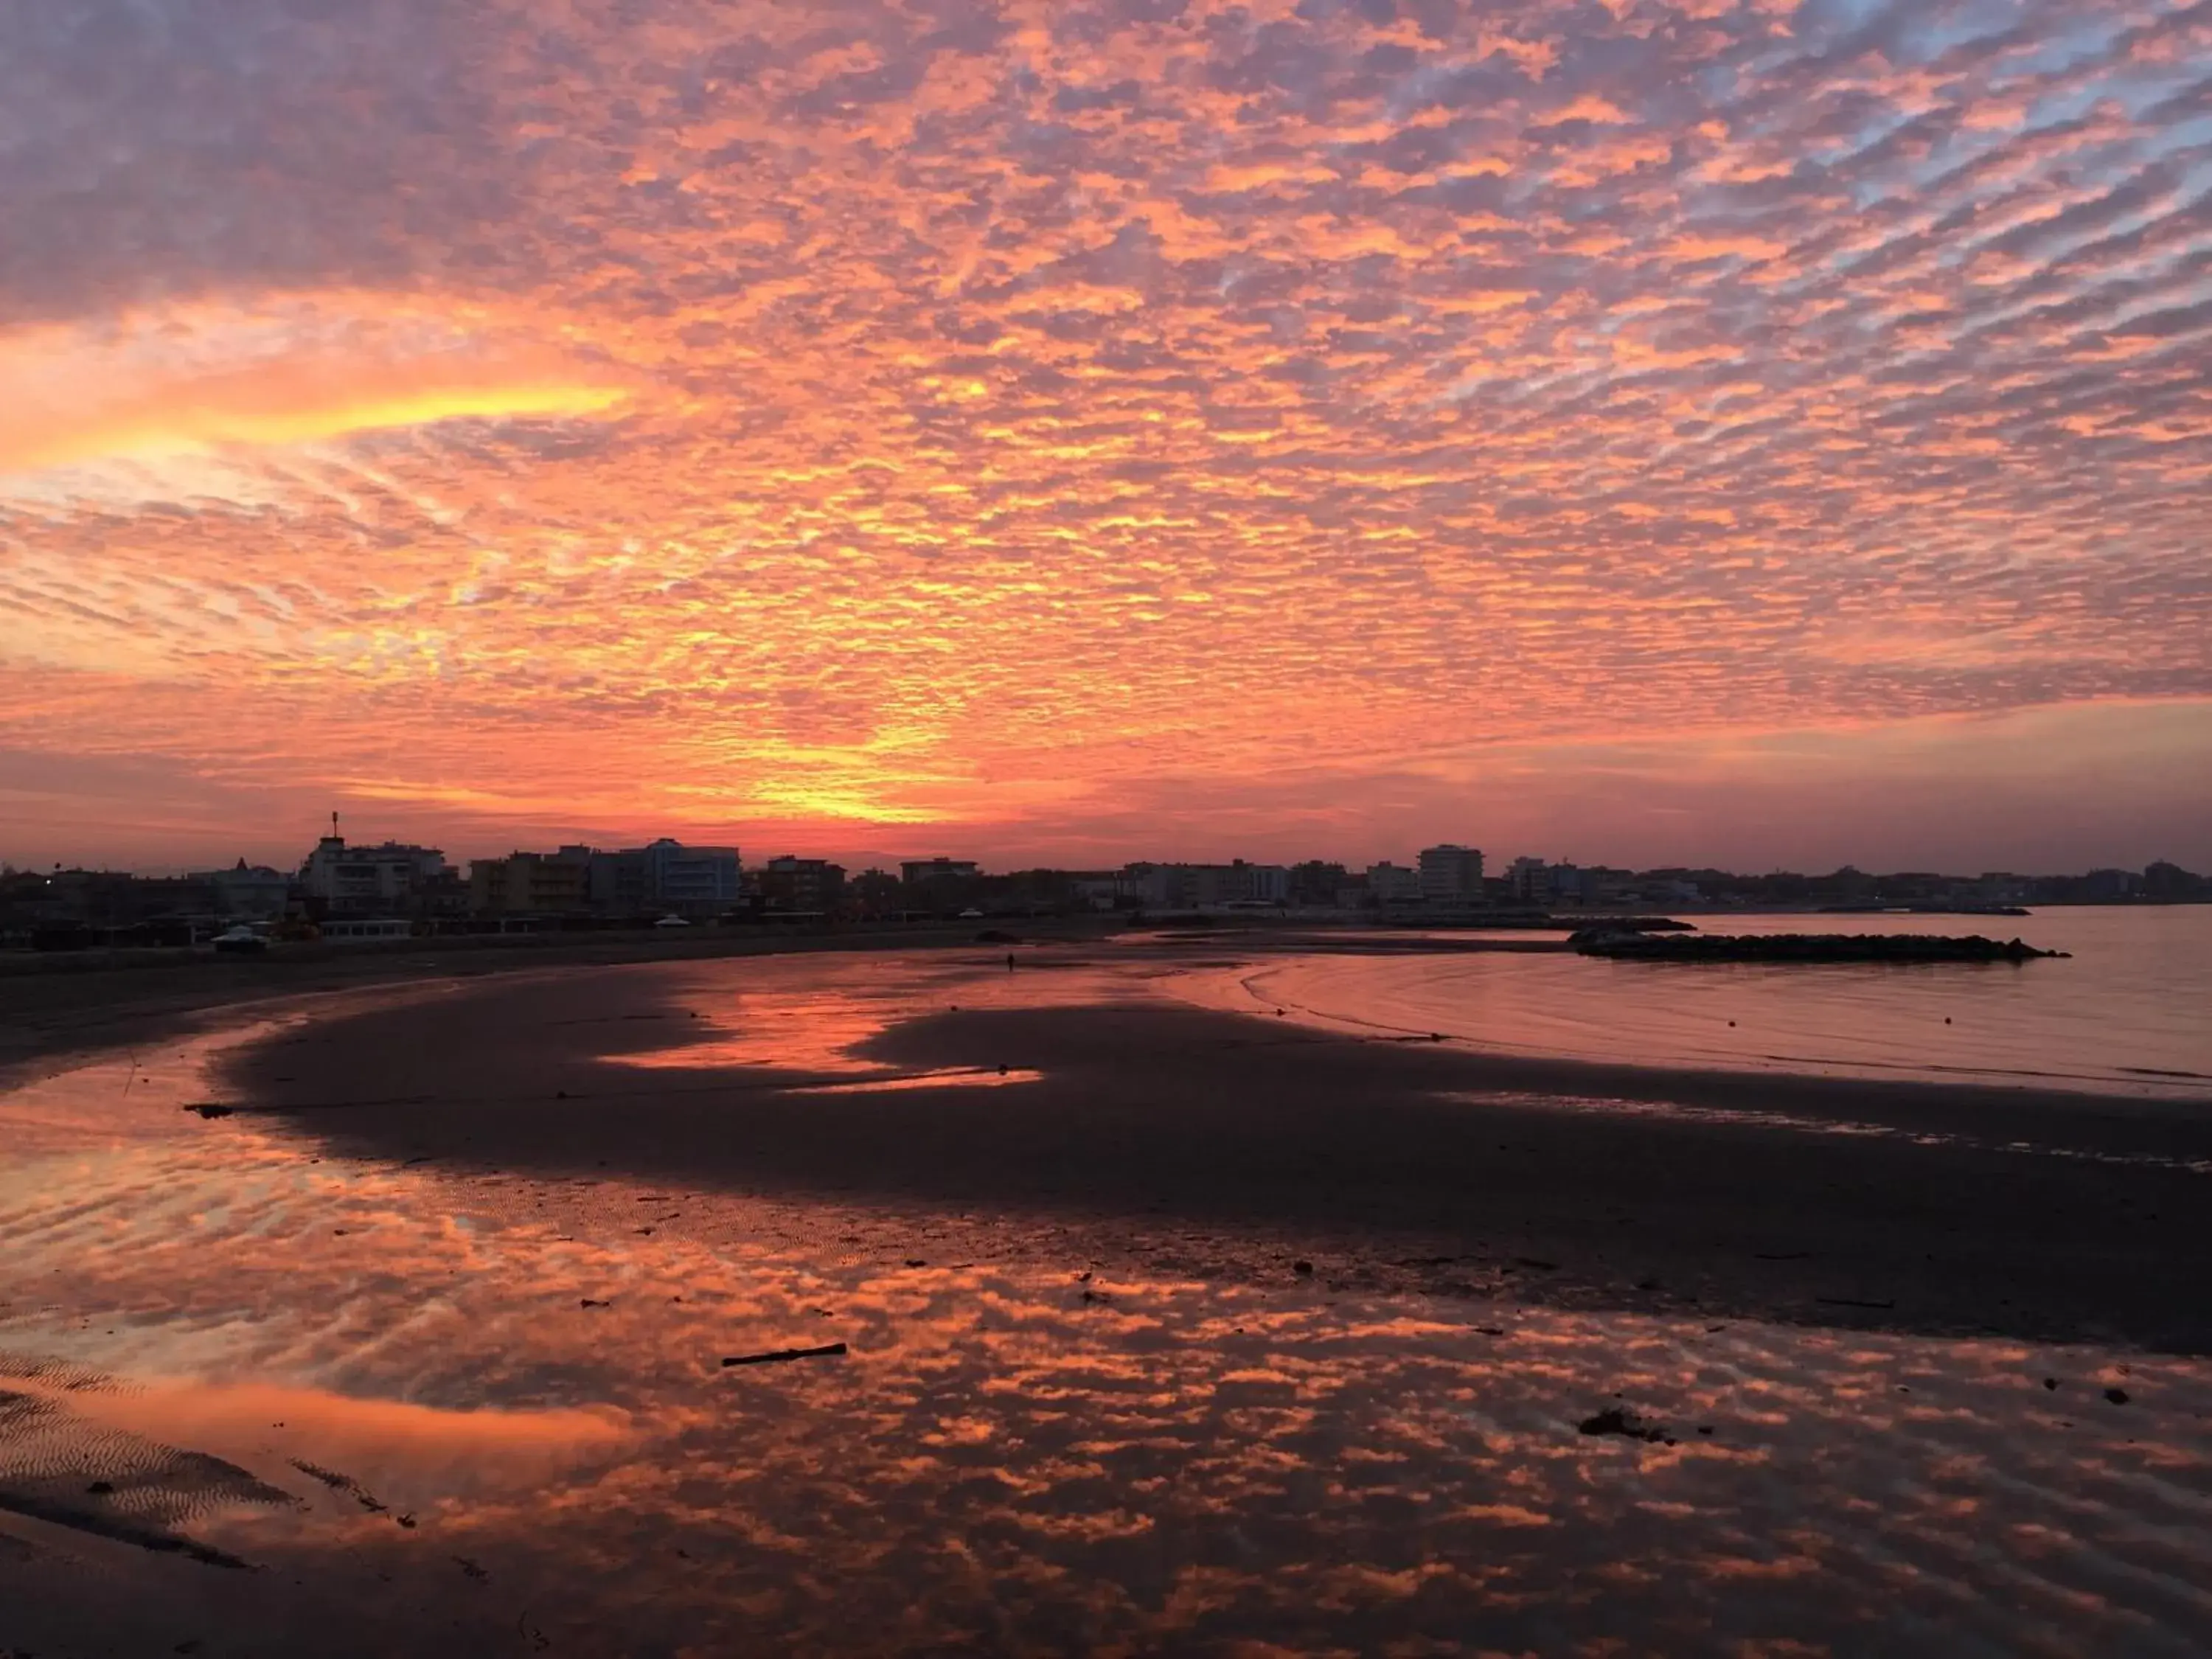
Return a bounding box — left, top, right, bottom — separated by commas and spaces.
4, 0, 2209, 873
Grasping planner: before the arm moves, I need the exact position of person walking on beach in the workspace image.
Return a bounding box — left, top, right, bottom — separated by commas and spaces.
1006, 952, 1016, 972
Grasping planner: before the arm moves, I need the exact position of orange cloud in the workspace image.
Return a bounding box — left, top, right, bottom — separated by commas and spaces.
0, 301, 633, 480
0, 0, 2206, 871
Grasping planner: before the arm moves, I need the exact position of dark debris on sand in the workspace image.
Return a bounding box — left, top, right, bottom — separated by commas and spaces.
288, 1458, 390, 1517
1579, 1406, 1678, 1446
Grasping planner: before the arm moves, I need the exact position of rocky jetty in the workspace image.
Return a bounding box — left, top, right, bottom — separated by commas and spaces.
1570, 930, 2067, 963
1387, 912, 1695, 932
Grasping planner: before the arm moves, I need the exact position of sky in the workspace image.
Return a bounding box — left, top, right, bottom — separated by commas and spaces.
2, 0, 2209, 876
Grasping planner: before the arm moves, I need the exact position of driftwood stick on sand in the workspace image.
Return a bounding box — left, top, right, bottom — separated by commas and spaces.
720, 1342, 848, 1368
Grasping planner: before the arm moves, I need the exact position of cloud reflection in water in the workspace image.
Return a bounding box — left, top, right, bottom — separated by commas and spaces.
1, 1020, 2209, 1654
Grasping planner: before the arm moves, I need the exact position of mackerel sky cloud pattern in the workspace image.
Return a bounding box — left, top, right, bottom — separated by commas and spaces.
2, 0, 2208, 869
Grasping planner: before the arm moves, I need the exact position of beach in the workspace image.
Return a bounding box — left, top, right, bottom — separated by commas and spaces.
0, 919, 1094, 1091
4, 926, 2211, 1652
187, 938, 2212, 1351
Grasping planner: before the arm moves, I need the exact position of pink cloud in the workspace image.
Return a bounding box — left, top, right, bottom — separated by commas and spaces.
1, 0, 2206, 869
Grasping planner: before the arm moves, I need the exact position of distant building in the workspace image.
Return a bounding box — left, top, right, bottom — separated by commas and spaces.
1069, 872, 1139, 911
1121, 863, 1173, 908
1289, 861, 1349, 907
2082, 868, 2140, 902
2143, 861, 2204, 901
1587, 866, 1638, 906
456, 839, 738, 918
470, 852, 591, 915
1366, 862, 1422, 905
902, 858, 981, 886
759, 856, 846, 912
576, 845, 650, 914
1125, 861, 1289, 909
198, 859, 291, 919
299, 835, 449, 917
850, 868, 904, 914
1506, 857, 1594, 905
1418, 844, 1484, 902
1236, 863, 1290, 905
641, 838, 740, 916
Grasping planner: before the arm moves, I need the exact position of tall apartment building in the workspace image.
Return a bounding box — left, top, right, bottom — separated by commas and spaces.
574, 845, 650, 914
1125, 860, 1290, 908
1366, 861, 1422, 904
299, 835, 450, 917
470, 851, 592, 914
1507, 858, 1596, 905
1506, 855, 1547, 902
641, 838, 741, 915
1417, 844, 1484, 902
901, 858, 981, 886
759, 855, 846, 911
1232, 863, 1291, 905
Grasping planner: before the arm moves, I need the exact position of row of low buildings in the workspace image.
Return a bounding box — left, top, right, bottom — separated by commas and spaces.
0, 836, 1803, 938
0, 835, 749, 941
300, 835, 747, 922
295, 839, 1500, 923
1057, 852, 2212, 914
460, 840, 742, 918
1113, 844, 1490, 911
467, 851, 1013, 920
9, 832, 2207, 945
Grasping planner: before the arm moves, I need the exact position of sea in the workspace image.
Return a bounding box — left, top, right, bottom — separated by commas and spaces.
1174, 906, 2212, 1099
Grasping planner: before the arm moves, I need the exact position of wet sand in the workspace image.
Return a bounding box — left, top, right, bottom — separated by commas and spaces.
7, 941, 2212, 1652
209, 946, 2212, 1354
0, 919, 1107, 1090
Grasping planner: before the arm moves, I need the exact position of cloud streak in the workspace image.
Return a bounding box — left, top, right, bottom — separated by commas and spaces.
0, 302, 633, 488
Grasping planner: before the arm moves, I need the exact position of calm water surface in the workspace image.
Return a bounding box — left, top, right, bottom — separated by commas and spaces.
1180, 908, 2212, 1098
